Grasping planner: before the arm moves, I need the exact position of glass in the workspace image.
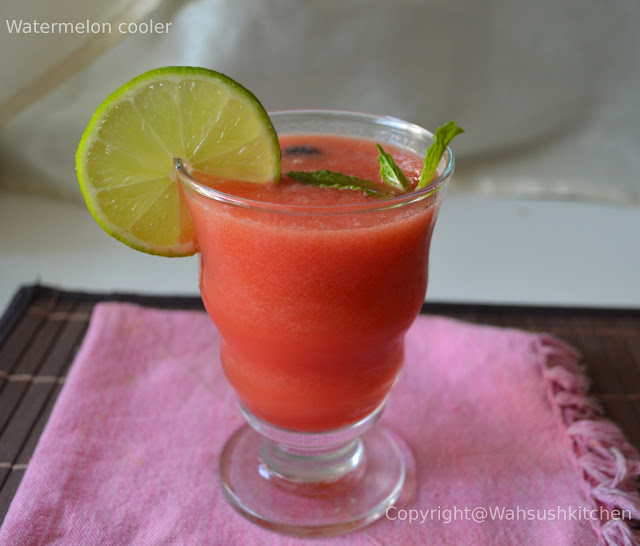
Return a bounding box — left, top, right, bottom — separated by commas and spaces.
175, 110, 454, 536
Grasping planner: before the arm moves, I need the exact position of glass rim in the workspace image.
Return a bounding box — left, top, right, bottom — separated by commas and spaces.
175, 109, 455, 215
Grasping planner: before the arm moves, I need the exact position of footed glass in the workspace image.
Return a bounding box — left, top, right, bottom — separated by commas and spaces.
176, 110, 454, 536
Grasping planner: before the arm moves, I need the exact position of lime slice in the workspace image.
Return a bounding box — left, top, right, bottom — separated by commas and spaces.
76, 66, 281, 256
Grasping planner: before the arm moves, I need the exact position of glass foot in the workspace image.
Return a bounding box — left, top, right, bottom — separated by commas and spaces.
218, 421, 414, 537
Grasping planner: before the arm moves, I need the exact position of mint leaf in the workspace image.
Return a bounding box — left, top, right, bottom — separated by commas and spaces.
418, 121, 465, 189
286, 170, 391, 197
286, 122, 464, 198
376, 144, 411, 191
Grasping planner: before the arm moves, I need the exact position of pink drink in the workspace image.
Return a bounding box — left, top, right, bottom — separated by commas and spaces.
183, 134, 443, 431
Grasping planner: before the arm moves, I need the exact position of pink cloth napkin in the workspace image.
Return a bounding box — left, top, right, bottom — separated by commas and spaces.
1, 303, 639, 545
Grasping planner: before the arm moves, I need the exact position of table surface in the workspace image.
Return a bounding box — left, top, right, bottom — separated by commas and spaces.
1, 285, 640, 524
2, 191, 640, 316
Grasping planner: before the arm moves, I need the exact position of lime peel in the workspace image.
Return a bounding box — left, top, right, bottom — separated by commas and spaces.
76, 66, 281, 257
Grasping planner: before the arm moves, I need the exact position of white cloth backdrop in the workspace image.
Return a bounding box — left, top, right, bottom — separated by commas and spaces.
1, 0, 638, 204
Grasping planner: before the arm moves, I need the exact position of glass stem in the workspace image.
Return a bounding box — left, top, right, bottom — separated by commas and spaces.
239, 401, 387, 493
259, 437, 365, 487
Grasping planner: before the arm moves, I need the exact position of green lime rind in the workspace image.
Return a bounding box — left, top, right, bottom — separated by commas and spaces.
76, 66, 281, 257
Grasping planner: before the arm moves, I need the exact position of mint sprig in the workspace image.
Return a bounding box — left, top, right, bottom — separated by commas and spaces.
376, 144, 411, 191
418, 121, 465, 189
286, 121, 464, 198
286, 170, 392, 197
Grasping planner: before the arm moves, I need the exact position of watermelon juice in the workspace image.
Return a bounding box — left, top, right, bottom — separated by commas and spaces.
180, 117, 451, 432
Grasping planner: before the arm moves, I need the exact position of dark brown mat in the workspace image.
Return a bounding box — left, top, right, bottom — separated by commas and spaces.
1, 284, 639, 523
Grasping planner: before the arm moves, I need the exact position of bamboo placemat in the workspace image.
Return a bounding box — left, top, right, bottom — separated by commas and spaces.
1, 285, 639, 523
